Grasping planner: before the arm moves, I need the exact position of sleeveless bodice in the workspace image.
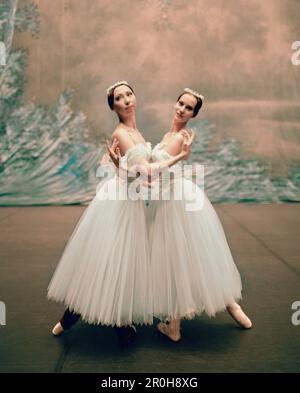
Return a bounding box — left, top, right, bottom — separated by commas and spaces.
120, 142, 152, 163
151, 143, 184, 170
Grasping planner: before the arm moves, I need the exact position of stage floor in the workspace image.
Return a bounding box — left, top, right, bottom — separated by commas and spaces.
0, 204, 299, 373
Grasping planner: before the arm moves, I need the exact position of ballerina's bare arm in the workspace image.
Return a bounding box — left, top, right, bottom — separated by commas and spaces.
159, 129, 194, 159
149, 129, 195, 174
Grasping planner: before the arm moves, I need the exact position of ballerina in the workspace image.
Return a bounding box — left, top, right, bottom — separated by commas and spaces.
147, 88, 252, 342
47, 81, 192, 343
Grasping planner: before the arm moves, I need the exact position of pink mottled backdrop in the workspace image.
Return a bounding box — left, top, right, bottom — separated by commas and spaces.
14, 0, 300, 176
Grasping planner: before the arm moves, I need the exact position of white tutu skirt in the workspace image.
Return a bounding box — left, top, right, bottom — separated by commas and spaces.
47, 175, 153, 327
147, 177, 243, 322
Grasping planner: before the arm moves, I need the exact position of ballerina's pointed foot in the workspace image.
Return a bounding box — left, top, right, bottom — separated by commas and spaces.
157, 322, 181, 342
227, 303, 252, 329
52, 322, 64, 336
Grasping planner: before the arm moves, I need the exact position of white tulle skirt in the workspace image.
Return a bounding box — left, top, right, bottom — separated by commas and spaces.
47, 175, 153, 327
48, 171, 242, 327
147, 177, 242, 322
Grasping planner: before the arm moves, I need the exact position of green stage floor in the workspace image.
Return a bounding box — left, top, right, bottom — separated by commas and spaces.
0, 204, 299, 373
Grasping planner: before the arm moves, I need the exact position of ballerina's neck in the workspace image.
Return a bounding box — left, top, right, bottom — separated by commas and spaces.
120, 123, 140, 133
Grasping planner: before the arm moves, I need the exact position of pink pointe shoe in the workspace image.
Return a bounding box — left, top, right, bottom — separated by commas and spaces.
157, 322, 181, 342
52, 322, 64, 336
227, 303, 252, 329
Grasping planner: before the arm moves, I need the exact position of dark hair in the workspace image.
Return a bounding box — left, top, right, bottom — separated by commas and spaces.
107, 83, 135, 110
176, 92, 203, 117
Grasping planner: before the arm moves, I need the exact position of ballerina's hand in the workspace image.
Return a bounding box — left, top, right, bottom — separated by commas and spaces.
180, 129, 196, 143
106, 138, 121, 168
180, 129, 195, 160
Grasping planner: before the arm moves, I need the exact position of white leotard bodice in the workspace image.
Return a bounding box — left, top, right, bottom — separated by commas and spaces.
151, 142, 184, 168
120, 142, 152, 164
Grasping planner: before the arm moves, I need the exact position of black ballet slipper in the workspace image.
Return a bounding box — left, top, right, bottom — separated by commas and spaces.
114, 325, 137, 345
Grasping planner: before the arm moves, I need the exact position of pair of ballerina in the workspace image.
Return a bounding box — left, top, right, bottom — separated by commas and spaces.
52, 81, 252, 343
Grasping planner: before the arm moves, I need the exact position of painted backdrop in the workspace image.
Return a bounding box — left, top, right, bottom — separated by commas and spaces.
1, 0, 300, 204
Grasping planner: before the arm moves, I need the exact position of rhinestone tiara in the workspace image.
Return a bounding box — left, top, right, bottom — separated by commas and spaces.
106, 81, 130, 95
184, 88, 204, 101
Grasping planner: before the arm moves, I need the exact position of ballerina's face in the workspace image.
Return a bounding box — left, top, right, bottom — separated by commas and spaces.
113, 85, 136, 119
174, 93, 197, 123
